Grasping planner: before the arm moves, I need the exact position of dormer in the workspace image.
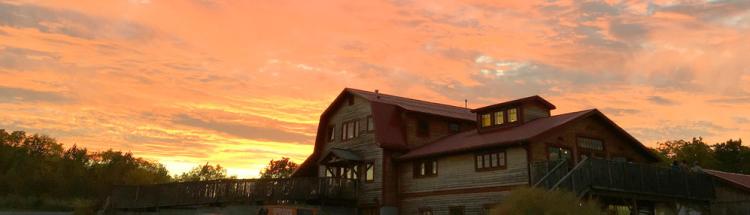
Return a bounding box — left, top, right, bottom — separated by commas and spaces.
471, 95, 556, 132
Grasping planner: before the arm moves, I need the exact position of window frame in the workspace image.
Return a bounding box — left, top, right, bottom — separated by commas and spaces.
413, 158, 438, 178
366, 115, 374, 132
474, 150, 507, 171
493, 110, 505, 125
546, 144, 572, 161
576, 136, 605, 151
480, 113, 491, 127
327, 125, 335, 142
340, 119, 362, 141
364, 162, 375, 183
507, 108, 518, 123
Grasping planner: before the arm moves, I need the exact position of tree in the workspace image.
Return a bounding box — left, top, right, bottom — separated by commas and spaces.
713, 139, 750, 174
174, 163, 232, 182
259, 157, 298, 179
655, 137, 718, 168
490, 187, 601, 215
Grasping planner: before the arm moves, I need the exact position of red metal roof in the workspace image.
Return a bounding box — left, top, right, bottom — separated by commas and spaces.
400, 109, 596, 160
346, 88, 475, 121
471, 95, 556, 113
705, 169, 750, 192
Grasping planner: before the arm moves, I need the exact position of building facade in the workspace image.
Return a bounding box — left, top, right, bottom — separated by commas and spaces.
292, 88, 674, 215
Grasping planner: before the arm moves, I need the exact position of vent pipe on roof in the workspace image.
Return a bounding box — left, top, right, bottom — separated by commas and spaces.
465, 99, 468, 109
375, 89, 380, 99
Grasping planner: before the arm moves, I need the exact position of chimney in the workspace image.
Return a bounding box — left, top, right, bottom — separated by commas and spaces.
375, 89, 380, 99
465, 99, 468, 109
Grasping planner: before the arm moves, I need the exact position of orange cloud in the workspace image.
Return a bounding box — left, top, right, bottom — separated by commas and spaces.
1, 0, 748, 178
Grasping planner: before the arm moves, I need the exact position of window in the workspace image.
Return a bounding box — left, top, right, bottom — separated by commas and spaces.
413, 159, 438, 178
419, 208, 433, 215
548, 146, 571, 161
328, 125, 335, 142
366, 115, 374, 131
481, 113, 491, 127
577, 137, 604, 151
448, 123, 460, 133
341, 120, 361, 141
508, 108, 518, 122
493, 111, 505, 125
475, 151, 506, 171
364, 163, 374, 182
417, 119, 429, 137
449, 206, 465, 215
325, 165, 358, 179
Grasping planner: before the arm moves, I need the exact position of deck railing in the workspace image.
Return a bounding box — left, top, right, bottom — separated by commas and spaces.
532, 159, 569, 188
109, 177, 358, 209
551, 158, 715, 201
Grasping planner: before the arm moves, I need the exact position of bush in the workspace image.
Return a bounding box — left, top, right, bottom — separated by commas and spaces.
490, 187, 601, 215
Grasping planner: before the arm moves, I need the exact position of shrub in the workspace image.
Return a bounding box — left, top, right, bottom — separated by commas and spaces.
490, 187, 601, 215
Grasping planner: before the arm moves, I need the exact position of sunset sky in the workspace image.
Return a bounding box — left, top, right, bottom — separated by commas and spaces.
1, 0, 748, 178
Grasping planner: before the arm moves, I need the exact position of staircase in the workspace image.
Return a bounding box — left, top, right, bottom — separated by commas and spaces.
532, 158, 715, 201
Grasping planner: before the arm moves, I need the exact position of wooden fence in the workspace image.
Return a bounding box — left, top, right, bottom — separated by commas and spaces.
109, 177, 358, 209
549, 158, 715, 201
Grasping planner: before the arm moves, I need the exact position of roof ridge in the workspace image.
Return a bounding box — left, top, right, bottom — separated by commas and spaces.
346, 88, 469, 110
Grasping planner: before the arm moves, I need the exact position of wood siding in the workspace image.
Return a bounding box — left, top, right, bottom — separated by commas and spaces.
529, 116, 653, 164
318, 95, 383, 206
403, 113, 474, 149
398, 147, 528, 194
522, 103, 550, 123
712, 182, 750, 215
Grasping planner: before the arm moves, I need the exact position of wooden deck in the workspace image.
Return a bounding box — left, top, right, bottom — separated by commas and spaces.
534, 158, 715, 201
109, 177, 358, 209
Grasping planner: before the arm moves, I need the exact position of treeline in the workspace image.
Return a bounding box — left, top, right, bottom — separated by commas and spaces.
653, 137, 749, 173
0, 129, 172, 211
0, 129, 296, 211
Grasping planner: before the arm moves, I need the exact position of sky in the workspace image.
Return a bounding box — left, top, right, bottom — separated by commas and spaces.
0, 0, 749, 178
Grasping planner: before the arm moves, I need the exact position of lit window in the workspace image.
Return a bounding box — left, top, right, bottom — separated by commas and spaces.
577, 137, 604, 151
476, 151, 506, 171
481, 114, 491, 127
365, 163, 374, 182
508, 108, 518, 122
494, 111, 504, 125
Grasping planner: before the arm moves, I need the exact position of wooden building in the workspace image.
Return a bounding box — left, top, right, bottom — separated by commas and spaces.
108, 88, 746, 215
291, 88, 718, 215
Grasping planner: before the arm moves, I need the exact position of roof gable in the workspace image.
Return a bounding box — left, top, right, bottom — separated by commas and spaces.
400, 109, 659, 161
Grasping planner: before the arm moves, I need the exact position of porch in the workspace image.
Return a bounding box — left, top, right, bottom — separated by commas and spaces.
108, 177, 358, 210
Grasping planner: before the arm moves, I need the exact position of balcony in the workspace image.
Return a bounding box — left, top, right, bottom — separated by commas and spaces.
109, 177, 358, 209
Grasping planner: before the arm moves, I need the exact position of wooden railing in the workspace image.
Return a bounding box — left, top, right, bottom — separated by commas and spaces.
532, 159, 569, 188
551, 158, 715, 201
109, 177, 358, 209
530, 159, 569, 185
